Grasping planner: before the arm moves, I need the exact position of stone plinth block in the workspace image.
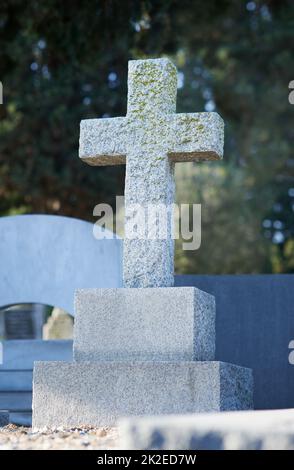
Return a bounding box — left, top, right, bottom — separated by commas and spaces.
32, 361, 253, 429
120, 409, 294, 450
0, 411, 9, 427
74, 287, 215, 362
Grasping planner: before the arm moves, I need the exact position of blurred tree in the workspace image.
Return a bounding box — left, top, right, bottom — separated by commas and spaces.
175, 163, 271, 274
173, 0, 294, 273
0, 0, 293, 273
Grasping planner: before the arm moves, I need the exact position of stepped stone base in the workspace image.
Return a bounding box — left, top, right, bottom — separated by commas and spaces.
32, 361, 253, 429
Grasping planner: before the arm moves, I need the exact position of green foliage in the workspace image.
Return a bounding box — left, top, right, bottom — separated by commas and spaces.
0, 0, 293, 273
175, 163, 272, 273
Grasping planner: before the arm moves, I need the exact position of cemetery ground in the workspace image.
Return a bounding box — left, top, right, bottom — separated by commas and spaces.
0, 424, 119, 450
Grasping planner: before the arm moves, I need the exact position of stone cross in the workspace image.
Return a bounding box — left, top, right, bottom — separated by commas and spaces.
79, 58, 224, 288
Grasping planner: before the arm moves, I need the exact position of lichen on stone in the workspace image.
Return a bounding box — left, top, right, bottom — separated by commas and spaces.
79, 58, 224, 288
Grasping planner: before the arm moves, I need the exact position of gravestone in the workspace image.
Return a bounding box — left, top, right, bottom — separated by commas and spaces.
32, 59, 253, 428
4, 306, 35, 340
2, 304, 45, 340
80, 59, 223, 288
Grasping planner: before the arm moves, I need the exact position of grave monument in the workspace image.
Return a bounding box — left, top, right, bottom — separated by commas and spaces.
32, 59, 253, 428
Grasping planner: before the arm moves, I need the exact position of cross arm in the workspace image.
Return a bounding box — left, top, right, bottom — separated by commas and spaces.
167, 112, 224, 162
79, 117, 128, 166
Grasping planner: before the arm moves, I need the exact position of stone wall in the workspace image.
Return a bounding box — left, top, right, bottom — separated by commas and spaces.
176, 274, 294, 410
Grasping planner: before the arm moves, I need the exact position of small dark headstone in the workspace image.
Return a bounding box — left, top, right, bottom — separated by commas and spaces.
4, 306, 34, 340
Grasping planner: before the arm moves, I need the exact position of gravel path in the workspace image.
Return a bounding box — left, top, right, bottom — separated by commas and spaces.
0, 424, 119, 450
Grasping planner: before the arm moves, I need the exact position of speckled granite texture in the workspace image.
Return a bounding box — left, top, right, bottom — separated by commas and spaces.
32, 362, 252, 429
73, 287, 215, 362
79, 59, 224, 288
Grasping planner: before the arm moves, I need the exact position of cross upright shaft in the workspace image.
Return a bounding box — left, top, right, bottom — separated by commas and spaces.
79, 58, 224, 288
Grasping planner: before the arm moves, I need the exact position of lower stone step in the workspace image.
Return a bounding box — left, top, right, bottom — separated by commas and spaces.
32, 361, 253, 429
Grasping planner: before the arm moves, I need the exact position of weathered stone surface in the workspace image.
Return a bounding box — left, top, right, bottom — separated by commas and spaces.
120, 409, 294, 450
32, 361, 252, 429
0, 411, 9, 427
74, 287, 215, 362
79, 117, 127, 165
79, 58, 224, 288
168, 113, 224, 161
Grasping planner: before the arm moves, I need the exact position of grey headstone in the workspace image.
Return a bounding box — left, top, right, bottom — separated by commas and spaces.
0, 214, 122, 315
32, 361, 252, 429
74, 287, 215, 362
32, 58, 252, 430
4, 305, 35, 340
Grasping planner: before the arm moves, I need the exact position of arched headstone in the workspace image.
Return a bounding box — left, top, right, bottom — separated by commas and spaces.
0, 214, 122, 314
0, 214, 122, 425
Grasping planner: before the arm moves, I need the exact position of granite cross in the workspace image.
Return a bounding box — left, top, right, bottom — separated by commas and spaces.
79, 58, 224, 288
